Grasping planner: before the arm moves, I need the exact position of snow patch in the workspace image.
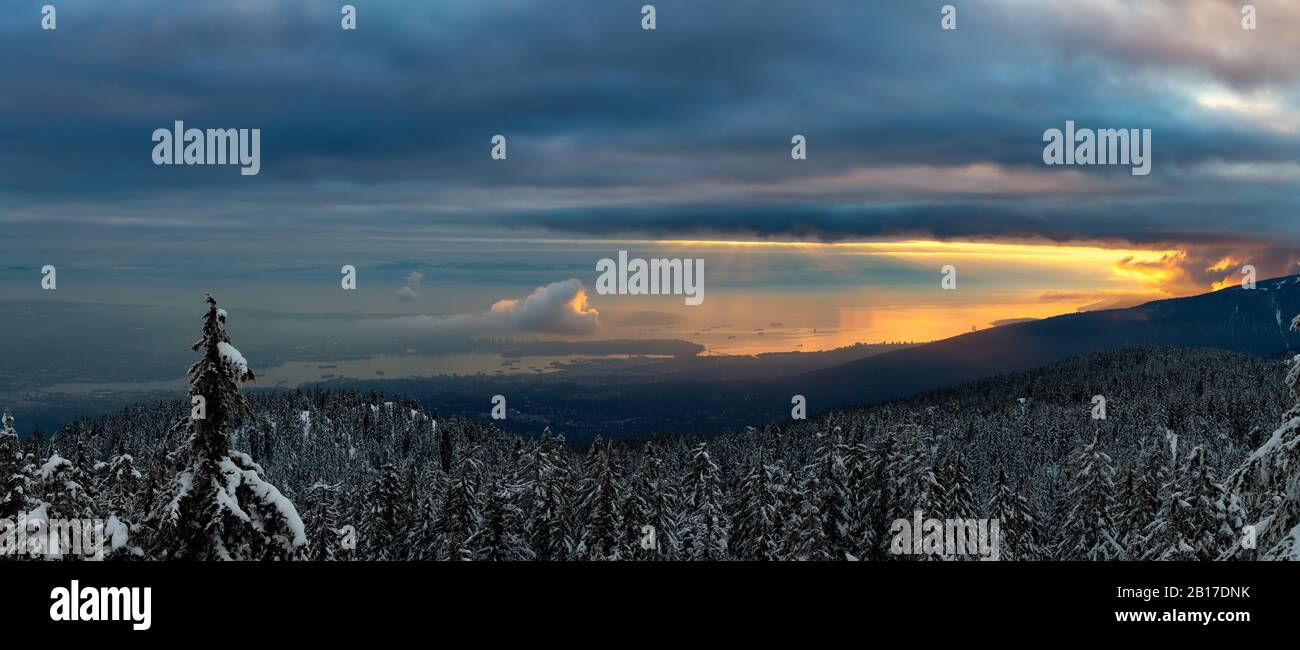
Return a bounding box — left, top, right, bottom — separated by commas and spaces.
39, 454, 71, 480
217, 341, 250, 379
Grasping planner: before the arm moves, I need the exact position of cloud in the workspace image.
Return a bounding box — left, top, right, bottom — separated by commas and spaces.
486, 279, 600, 334
396, 271, 423, 302
1001, 0, 1300, 89
1109, 242, 1300, 296
375, 279, 599, 336
4, 0, 1300, 273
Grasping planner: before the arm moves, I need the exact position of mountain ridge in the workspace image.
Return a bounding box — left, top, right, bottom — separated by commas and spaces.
796, 275, 1300, 411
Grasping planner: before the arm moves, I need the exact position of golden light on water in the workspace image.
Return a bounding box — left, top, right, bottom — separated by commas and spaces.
588, 238, 1207, 354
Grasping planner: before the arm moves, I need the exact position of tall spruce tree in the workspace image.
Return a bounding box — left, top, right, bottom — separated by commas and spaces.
33, 453, 98, 557
1054, 435, 1124, 560
810, 429, 854, 560
932, 455, 980, 560
0, 411, 28, 520
987, 467, 1039, 560
623, 442, 677, 560
476, 475, 529, 561
304, 481, 342, 561
1121, 442, 1170, 550
865, 433, 908, 560
98, 446, 143, 558
576, 438, 624, 560
147, 296, 305, 560
524, 433, 576, 561
1142, 446, 1232, 560
1222, 314, 1300, 560
782, 472, 831, 560
681, 443, 728, 560
435, 453, 482, 561
361, 462, 408, 560
731, 461, 785, 561
939, 455, 979, 520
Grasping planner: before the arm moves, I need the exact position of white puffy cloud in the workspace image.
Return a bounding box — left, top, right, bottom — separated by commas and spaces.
486, 279, 599, 334
374, 278, 600, 335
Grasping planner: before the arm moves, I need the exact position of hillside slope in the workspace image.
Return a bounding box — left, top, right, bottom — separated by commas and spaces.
798, 276, 1300, 410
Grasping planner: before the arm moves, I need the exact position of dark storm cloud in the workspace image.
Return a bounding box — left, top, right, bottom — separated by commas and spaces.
2, 0, 1299, 248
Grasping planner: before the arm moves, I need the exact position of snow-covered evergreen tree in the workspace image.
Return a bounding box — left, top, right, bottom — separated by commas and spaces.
783, 472, 832, 560
902, 432, 943, 517
1222, 314, 1300, 560
776, 471, 808, 560
623, 442, 677, 560
730, 461, 786, 561
304, 481, 342, 561
905, 446, 945, 562
576, 438, 624, 560
930, 455, 981, 560
361, 462, 408, 561
524, 432, 576, 561
809, 429, 854, 560
0, 410, 29, 520
476, 475, 529, 561
1053, 435, 1124, 560
97, 447, 144, 558
435, 453, 482, 561
987, 467, 1039, 560
864, 434, 907, 560
35, 454, 95, 521
1141, 446, 1232, 560
680, 442, 728, 561
1120, 442, 1170, 551
31, 453, 98, 558
840, 438, 873, 559
147, 295, 305, 560
939, 455, 979, 520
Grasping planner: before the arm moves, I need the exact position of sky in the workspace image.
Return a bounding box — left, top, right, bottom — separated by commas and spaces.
2, 0, 1300, 355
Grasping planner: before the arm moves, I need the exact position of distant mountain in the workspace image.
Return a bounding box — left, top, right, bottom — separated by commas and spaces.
797, 275, 1300, 411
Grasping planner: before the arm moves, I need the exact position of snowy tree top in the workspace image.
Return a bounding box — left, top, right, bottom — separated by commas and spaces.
39, 454, 72, 480
218, 342, 250, 383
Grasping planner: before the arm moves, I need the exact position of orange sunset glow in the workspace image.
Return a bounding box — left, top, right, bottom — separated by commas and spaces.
581, 238, 1248, 354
